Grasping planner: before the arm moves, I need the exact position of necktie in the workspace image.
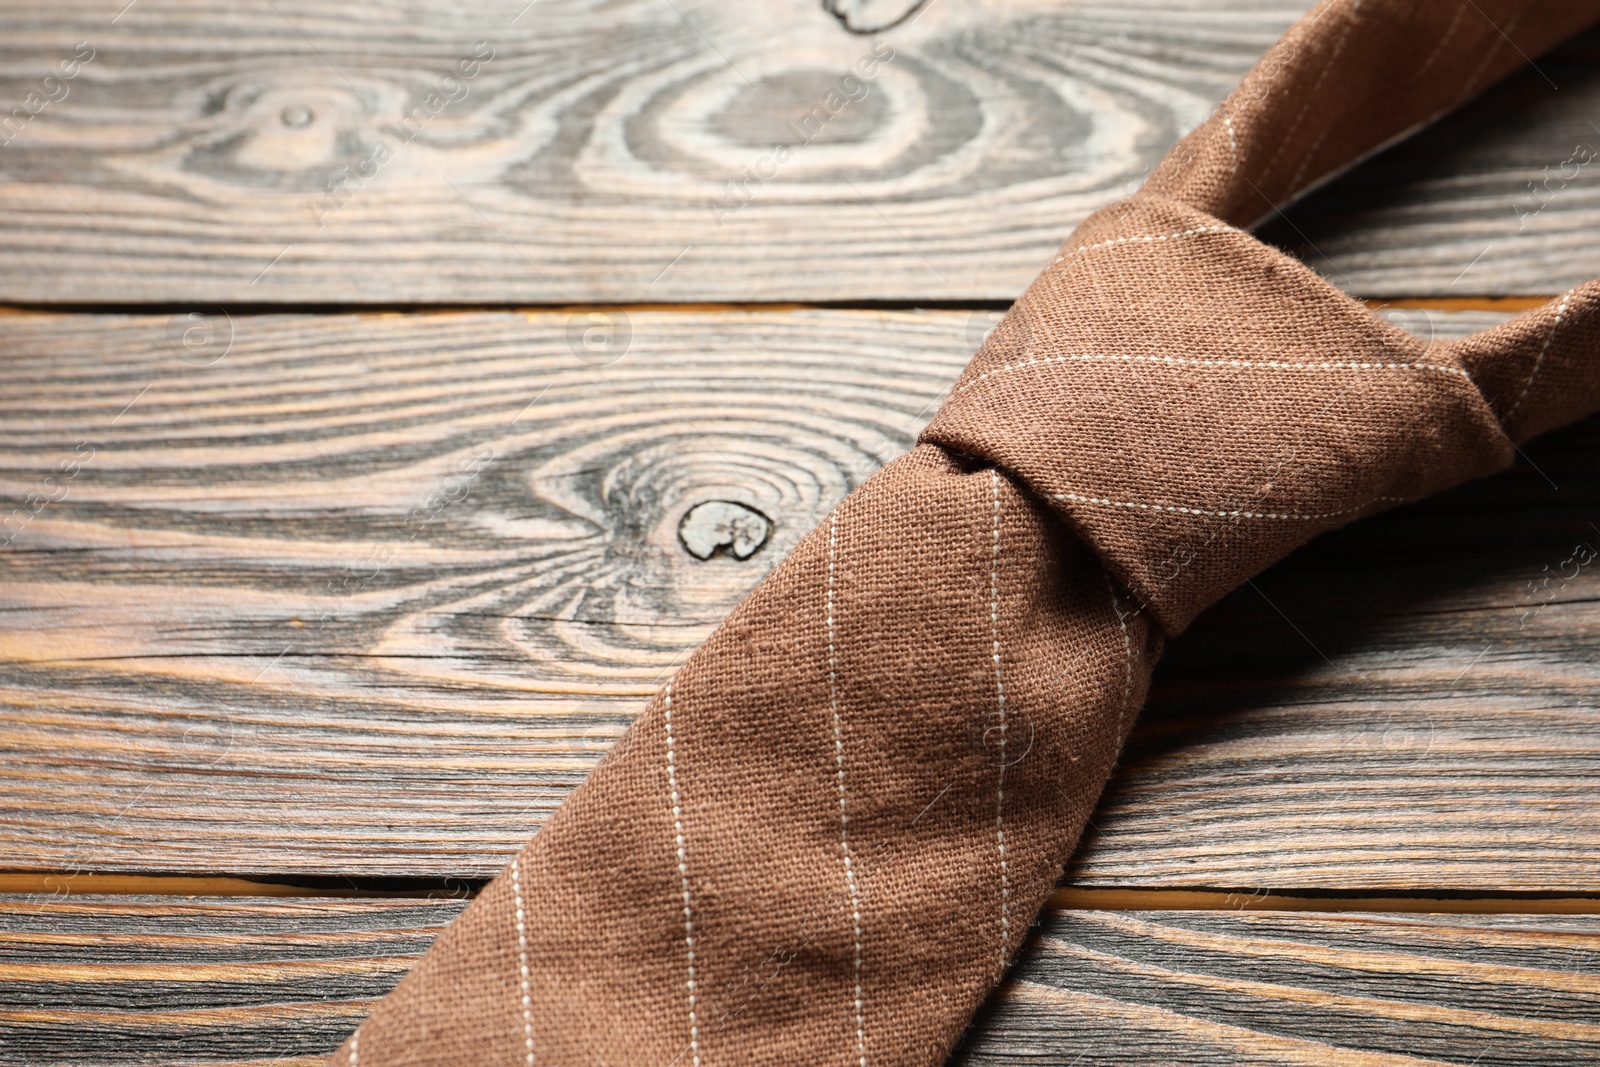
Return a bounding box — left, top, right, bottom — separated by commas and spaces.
329, 2, 1600, 1064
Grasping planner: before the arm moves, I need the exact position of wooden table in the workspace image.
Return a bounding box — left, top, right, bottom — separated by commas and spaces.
2, 2, 1598, 1063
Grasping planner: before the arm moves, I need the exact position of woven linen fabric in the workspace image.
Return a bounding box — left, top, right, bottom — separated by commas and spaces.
330, 2, 1600, 1064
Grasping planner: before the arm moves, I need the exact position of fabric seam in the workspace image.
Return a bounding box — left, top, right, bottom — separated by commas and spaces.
1105, 572, 1134, 740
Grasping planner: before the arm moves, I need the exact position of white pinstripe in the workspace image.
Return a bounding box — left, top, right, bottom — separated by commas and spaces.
952, 352, 1470, 398
1052, 225, 1236, 267
510, 857, 536, 1066
663, 683, 702, 1067
1054, 490, 1408, 523
1221, 110, 1239, 174
987, 471, 1010, 974
1505, 289, 1575, 422
827, 512, 869, 1067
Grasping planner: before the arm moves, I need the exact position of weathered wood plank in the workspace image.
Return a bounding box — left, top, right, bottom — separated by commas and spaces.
0, 308, 967, 875
2, 307, 1599, 888
0, 896, 460, 1066
0, 0, 1298, 304
3, 897, 1597, 1065
3, 0, 1599, 303
954, 910, 1600, 1065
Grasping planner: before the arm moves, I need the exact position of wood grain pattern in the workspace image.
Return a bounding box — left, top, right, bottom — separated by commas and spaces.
3, 306, 1599, 889
954, 910, 1600, 1065
0, 896, 463, 1066
4, 896, 1597, 1066
0, 0, 1303, 304
0, 308, 965, 875
7, 3, 1599, 1061
3, 0, 1599, 303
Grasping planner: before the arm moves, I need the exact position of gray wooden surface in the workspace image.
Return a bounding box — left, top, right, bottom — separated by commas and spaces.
3, 308, 1599, 891
3, 1, 1600, 1064
956, 910, 1600, 1066
1, 0, 1598, 302
4, 896, 1597, 1067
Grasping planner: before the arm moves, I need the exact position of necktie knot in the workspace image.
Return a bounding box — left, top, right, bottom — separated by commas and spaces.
925, 194, 1512, 633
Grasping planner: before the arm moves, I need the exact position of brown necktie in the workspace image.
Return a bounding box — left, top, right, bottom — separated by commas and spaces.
329, 2, 1600, 1064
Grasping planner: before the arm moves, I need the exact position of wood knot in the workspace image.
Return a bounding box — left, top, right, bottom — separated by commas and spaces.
678, 501, 772, 560
824, 0, 929, 33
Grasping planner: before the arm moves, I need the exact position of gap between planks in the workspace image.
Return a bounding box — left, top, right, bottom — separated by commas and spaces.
0, 296, 1556, 317
6, 874, 1600, 915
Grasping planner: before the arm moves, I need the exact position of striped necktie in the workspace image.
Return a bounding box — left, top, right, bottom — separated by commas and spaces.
331, 2, 1600, 1063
